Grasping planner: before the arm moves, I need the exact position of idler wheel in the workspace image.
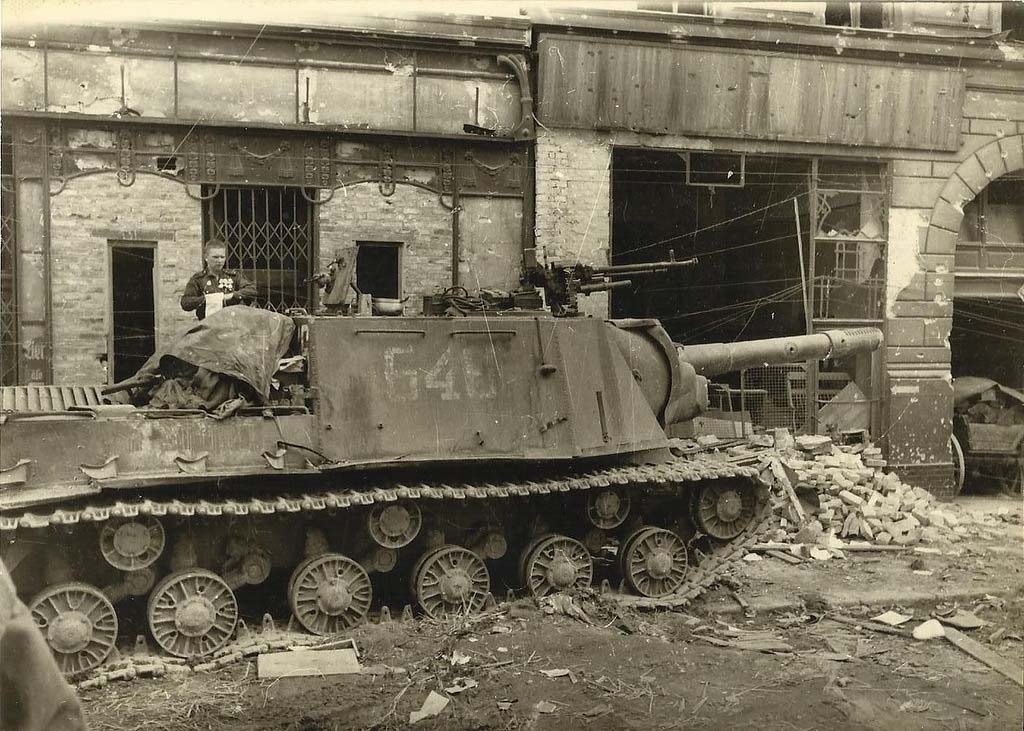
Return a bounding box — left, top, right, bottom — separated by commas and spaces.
619, 527, 688, 598
586, 489, 630, 530
29, 582, 118, 675
519, 534, 593, 597
691, 481, 756, 540
147, 569, 237, 658
367, 500, 422, 549
410, 546, 490, 619
289, 554, 372, 635
99, 517, 165, 571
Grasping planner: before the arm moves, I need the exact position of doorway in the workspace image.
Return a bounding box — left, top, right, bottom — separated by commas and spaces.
110, 244, 156, 383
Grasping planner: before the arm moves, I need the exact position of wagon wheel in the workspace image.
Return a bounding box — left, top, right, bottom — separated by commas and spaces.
411, 546, 490, 619
619, 527, 688, 598
1004, 440, 1024, 496
519, 534, 593, 597
147, 569, 237, 658
289, 554, 372, 635
950, 434, 965, 496
29, 582, 118, 675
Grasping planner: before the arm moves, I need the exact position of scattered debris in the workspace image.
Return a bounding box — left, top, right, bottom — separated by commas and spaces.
898, 699, 931, 713
698, 634, 794, 653
912, 619, 946, 641
449, 650, 472, 666
541, 593, 592, 623
540, 668, 573, 679
871, 611, 913, 627
409, 691, 450, 724
444, 677, 479, 694
754, 432, 1018, 549
829, 614, 909, 637
304, 637, 359, 656
938, 610, 988, 630
944, 627, 1024, 687
256, 648, 360, 679
534, 700, 558, 714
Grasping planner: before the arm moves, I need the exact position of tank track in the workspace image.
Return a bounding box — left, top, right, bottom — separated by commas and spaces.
1, 454, 759, 530
2, 453, 771, 674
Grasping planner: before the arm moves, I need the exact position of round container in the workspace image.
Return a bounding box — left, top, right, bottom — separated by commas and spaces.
372, 298, 404, 316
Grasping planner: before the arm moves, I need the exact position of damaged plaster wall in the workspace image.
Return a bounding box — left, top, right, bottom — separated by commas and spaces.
534, 128, 612, 317
48, 174, 202, 383
318, 183, 453, 315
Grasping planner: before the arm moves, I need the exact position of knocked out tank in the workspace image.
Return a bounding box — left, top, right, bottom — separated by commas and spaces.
0, 263, 882, 674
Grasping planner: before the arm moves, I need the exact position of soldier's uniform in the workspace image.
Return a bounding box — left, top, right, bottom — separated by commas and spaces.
180, 268, 257, 319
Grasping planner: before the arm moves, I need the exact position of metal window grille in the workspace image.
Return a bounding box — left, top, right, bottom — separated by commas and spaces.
204, 186, 315, 312
1, 131, 18, 386
813, 240, 885, 320
742, 365, 809, 432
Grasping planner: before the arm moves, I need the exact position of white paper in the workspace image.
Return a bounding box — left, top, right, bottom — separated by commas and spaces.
205, 291, 225, 316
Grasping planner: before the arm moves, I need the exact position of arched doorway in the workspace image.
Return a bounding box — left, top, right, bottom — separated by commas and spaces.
939, 137, 1024, 493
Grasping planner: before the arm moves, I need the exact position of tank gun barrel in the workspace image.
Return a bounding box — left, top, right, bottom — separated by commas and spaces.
679, 327, 883, 378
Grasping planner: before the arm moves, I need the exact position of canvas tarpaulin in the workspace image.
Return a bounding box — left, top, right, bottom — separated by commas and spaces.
133, 307, 295, 407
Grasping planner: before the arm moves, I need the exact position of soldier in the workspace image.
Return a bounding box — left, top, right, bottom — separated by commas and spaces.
180, 239, 257, 320
1, 560, 87, 731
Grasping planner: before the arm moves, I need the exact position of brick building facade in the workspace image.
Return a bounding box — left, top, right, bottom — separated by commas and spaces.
1, 5, 1022, 496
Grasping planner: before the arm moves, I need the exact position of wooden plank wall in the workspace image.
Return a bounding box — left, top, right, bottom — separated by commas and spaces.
538, 36, 965, 152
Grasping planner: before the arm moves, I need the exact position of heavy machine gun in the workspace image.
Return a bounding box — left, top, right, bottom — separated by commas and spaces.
522, 248, 698, 316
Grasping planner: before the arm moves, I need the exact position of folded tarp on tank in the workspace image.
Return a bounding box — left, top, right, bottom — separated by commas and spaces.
134, 307, 295, 407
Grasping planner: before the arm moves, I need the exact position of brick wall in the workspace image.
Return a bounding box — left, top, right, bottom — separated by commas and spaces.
49, 174, 202, 383
318, 183, 453, 314
535, 128, 612, 317
882, 77, 1024, 497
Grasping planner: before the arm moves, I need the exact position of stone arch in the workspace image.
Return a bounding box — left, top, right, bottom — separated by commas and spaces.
924, 134, 1024, 254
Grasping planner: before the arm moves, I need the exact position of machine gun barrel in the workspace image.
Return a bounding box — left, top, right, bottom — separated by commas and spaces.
679, 327, 882, 378
579, 279, 633, 294
592, 258, 698, 276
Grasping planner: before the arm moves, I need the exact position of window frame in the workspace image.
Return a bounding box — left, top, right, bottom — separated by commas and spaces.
354, 241, 404, 300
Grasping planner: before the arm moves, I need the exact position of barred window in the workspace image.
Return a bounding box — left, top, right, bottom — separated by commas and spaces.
203, 186, 315, 312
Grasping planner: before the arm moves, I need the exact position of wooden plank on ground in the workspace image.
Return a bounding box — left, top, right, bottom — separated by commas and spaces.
257, 648, 361, 679
766, 549, 804, 565
944, 627, 1024, 687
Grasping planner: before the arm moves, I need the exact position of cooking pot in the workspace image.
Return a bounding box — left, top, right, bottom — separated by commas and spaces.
372, 297, 405, 315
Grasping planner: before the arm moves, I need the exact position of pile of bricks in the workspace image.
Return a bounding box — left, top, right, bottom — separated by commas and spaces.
764, 430, 969, 547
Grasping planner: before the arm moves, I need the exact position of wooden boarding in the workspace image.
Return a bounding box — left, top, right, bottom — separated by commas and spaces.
944, 627, 1024, 687
257, 648, 361, 679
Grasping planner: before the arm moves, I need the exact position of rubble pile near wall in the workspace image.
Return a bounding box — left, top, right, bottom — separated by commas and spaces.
731, 430, 1018, 551
778, 446, 961, 547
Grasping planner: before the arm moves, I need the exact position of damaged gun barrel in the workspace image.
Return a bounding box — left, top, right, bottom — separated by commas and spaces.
678, 327, 883, 378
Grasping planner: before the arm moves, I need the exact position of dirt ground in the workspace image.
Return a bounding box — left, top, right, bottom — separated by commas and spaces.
81, 494, 1023, 731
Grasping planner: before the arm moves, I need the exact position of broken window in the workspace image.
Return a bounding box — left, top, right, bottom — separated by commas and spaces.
355, 242, 402, 299
1, 130, 17, 385
960, 175, 1024, 246
811, 160, 887, 322
203, 186, 315, 312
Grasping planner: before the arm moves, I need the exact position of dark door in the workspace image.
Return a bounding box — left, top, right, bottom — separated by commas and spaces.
111, 245, 155, 383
